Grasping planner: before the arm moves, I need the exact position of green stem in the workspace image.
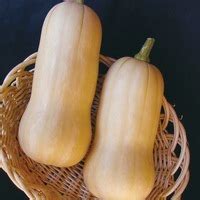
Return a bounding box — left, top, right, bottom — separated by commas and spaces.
76, 0, 84, 4
134, 38, 155, 63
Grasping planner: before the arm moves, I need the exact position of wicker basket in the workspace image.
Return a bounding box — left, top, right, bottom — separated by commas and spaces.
0, 53, 190, 200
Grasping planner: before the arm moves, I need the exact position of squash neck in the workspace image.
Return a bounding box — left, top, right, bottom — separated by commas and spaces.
134, 38, 155, 63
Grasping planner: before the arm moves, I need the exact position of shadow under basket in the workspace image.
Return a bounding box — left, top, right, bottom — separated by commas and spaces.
0, 53, 190, 200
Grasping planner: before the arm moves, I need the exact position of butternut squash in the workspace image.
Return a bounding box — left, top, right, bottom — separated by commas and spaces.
18, 0, 102, 167
84, 38, 164, 200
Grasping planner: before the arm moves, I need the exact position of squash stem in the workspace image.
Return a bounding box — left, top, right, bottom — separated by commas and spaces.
134, 38, 155, 63
76, 0, 84, 4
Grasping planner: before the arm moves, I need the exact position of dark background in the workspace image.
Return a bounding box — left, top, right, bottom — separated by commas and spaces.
0, 0, 199, 199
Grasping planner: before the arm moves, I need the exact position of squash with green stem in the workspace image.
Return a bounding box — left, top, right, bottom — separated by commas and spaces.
84, 38, 164, 200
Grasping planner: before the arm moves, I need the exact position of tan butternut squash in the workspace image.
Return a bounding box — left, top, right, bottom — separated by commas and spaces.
18, 0, 102, 167
84, 38, 164, 200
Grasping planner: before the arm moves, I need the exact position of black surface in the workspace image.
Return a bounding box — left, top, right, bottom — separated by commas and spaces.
0, 0, 199, 199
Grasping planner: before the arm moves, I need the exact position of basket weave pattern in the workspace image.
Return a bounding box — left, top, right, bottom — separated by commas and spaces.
0, 53, 190, 200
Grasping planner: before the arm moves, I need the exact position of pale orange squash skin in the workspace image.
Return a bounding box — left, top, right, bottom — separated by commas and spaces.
18, 2, 102, 167
84, 57, 164, 200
